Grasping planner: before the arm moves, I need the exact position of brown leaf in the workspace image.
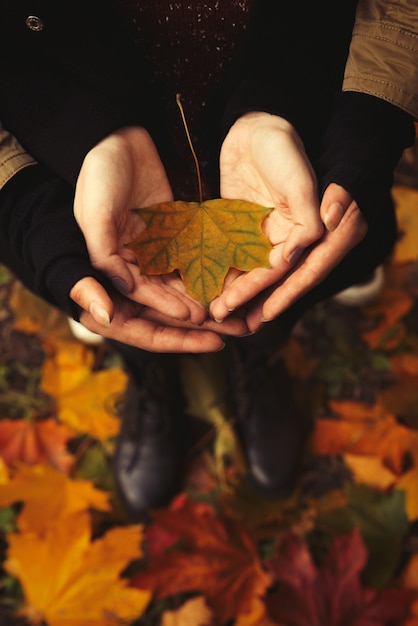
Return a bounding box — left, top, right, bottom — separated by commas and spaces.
127, 198, 272, 307
265, 527, 412, 625
132, 494, 272, 625
0, 418, 76, 474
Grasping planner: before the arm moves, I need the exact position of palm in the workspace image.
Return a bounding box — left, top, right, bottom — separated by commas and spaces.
212, 113, 323, 318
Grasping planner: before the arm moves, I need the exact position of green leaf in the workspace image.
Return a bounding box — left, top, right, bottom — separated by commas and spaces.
315, 484, 409, 589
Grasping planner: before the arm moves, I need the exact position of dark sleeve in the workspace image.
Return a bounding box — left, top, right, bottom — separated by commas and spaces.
221, 0, 359, 156
0, 164, 113, 319
0, 0, 152, 185
0, 67, 145, 187
317, 91, 415, 224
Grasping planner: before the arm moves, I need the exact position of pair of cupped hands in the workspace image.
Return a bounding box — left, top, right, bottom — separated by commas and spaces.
70, 112, 367, 353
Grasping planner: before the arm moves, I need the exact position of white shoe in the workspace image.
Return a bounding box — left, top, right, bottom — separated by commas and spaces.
332, 265, 384, 307
68, 317, 104, 345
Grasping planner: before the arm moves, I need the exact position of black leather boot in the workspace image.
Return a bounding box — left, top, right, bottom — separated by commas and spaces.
226, 331, 309, 498
113, 355, 187, 521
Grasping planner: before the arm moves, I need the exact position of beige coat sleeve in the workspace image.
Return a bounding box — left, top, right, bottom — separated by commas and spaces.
343, 0, 418, 119
0, 122, 37, 189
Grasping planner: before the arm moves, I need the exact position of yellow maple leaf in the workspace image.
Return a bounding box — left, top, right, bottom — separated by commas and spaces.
392, 185, 418, 264
41, 340, 127, 440
127, 198, 272, 308
0, 463, 110, 533
343, 453, 397, 490
5, 512, 150, 626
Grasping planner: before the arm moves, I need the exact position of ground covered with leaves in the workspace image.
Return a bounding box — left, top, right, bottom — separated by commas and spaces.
0, 185, 418, 625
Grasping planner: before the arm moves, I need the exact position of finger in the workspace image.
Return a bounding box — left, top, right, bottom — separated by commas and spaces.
69, 276, 114, 327
137, 298, 250, 336
279, 188, 324, 264
209, 247, 291, 321
129, 271, 208, 324
320, 183, 353, 232
79, 305, 226, 353
261, 204, 367, 322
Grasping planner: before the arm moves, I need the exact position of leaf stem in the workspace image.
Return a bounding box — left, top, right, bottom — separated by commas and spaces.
176, 93, 203, 204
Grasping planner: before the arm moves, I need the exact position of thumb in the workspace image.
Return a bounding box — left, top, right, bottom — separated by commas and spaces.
320, 183, 353, 232
69, 276, 114, 328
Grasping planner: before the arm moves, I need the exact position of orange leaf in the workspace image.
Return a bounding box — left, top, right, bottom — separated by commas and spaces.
390, 352, 418, 379
0, 418, 76, 474
265, 528, 412, 625
361, 288, 413, 349
5, 512, 150, 626
310, 400, 416, 474
0, 463, 110, 533
132, 494, 272, 625
127, 198, 272, 307
41, 340, 127, 440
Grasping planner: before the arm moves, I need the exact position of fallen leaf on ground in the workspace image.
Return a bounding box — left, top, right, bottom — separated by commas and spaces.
311, 399, 416, 474
0, 418, 76, 474
401, 553, 418, 626
361, 288, 413, 350
132, 494, 272, 625
392, 186, 418, 263
41, 340, 127, 440
0, 462, 110, 533
127, 198, 272, 307
9, 281, 74, 340
161, 596, 213, 626
265, 527, 412, 625
5, 512, 150, 626
343, 453, 397, 490
396, 465, 418, 521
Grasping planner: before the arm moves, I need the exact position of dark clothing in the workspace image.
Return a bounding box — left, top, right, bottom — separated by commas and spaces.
0, 0, 414, 327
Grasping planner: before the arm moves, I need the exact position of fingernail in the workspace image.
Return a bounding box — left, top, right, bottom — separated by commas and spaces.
324, 202, 344, 232
89, 301, 110, 328
112, 276, 130, 295
287, 246, 302, 265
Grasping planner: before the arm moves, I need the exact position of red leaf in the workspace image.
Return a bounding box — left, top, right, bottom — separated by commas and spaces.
266, 528, 412, 626
132, 494, 272, 625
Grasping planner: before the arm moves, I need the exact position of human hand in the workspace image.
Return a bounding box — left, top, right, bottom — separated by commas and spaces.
74, 126, 209, 326
69, 276, 250, 353
209, 112, 324, 322
238, 184, 368, 331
